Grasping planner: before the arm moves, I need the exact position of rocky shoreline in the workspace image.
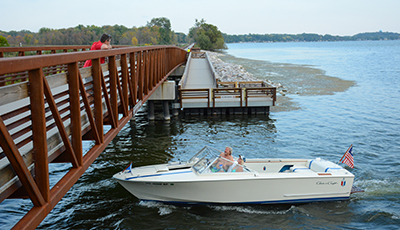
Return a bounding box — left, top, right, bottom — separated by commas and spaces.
206, 51, 283, 90
205, 50, 355, 112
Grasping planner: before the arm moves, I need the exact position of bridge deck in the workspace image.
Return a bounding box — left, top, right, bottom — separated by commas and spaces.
184, 58, 216, 89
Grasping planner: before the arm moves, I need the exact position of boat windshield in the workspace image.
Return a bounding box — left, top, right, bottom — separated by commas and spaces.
190, 146, 251, 174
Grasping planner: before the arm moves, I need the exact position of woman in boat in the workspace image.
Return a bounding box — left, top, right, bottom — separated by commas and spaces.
230, 155, 244, 172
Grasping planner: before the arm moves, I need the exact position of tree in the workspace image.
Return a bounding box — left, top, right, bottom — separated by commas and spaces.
188, 18, 205, 43
174, 32, 187, 44
24, 34, 33, 45
188, 19, 227, 51
15, 35, 24, 46
131, 37, 138, 46
147, 17, 172, 44
0, 35, 9, 47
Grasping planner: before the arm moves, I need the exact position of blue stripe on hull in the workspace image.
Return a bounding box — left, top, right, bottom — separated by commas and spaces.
125, 170, 192, 180
140, 196, 350, 205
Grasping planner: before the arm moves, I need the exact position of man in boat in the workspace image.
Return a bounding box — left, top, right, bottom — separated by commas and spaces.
213, 147, 234, 172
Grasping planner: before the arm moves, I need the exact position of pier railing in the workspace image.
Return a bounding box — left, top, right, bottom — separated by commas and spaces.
0, 45, 187, 229
179, 81, 276, 108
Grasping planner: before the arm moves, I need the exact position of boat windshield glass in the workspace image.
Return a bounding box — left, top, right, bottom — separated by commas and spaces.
191, 146, 251, 174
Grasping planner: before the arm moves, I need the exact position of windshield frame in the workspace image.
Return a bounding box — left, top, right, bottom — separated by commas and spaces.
191, 146, 252, 174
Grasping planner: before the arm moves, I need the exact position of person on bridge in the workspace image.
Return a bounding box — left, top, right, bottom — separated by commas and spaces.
83, 33, 112, 67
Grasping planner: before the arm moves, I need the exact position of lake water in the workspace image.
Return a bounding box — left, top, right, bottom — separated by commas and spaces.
1, 40, 400, 229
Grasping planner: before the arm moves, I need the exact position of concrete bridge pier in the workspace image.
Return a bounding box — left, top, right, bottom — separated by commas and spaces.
147, 100, 171, 121
148, 101, 155, 120
172, 103, 180, 116
163, 101, 170, 120
148, 80, 176, 121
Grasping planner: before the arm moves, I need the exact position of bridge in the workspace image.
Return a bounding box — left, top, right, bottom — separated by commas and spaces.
0, 44, 275, 229
0, 45, 186, 229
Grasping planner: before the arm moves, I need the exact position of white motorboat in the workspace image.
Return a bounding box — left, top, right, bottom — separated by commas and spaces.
113, 146, 360, 204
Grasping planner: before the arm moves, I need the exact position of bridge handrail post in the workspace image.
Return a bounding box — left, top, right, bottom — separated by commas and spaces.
92, 59, 104, 143
68, 62, 83, 166
120, 53, 129, 116
28, 68, 50, 203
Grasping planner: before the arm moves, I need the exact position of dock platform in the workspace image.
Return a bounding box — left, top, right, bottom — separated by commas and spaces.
178, 51, 276, 115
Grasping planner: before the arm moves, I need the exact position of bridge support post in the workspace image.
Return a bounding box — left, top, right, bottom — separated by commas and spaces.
148, 101, 155, 120
172, 103, 180, 116
163, 101, 170, 120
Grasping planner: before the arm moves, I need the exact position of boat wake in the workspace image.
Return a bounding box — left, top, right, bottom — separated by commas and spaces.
209, 205, 295, 215
138, 201, 177, 216
137, 200, 296, 216
354, 179, 400, 196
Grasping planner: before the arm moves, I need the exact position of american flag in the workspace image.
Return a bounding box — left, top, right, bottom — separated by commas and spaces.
340, 145, 354, 168
124, 162, 132, 173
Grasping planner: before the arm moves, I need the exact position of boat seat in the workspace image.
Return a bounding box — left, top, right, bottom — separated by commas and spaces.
279, 165, 294, 173
154, 165, 169, 173
307, 159, 344, 173
290, 167, 313, 173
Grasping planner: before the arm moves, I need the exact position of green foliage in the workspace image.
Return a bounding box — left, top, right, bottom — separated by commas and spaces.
188, 19, 227, 51
0, 35, 10, 47
1, 18, 187, 47
175, 32, 187, 44
147, 17, 172, 44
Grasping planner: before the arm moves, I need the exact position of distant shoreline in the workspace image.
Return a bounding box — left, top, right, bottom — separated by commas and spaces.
223, 31, 400, 43
226, 39, 400, 44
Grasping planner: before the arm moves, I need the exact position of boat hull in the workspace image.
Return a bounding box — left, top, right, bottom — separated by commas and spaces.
115, 172, 354, 204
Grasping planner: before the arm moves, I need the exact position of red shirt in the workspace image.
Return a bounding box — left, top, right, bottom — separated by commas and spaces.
83, 41, 105, 67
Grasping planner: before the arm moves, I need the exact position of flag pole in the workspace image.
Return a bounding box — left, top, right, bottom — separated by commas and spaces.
339, 144, 353, 162
124, 161, 133, 171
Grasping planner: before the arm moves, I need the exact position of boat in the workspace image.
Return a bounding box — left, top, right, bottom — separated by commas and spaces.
113, 146, 359, 205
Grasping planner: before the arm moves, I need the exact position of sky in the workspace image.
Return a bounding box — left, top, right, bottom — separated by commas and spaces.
1, 0, 400, 36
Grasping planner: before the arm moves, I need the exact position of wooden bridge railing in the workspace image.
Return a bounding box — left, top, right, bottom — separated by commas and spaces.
0, 45, 187, 229
0, 45, 130, 57
0, 45, 129, 86
0, 45, 91, 58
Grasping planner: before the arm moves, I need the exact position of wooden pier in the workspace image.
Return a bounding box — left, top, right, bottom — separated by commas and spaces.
177, 51, 276, 115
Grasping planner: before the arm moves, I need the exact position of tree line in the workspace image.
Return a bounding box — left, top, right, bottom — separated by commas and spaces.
0, 17, 187, 47
223, 31, 400, 43
0, 18, 227, 51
